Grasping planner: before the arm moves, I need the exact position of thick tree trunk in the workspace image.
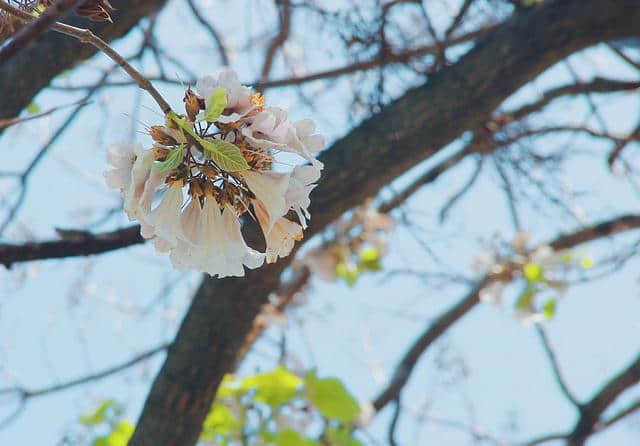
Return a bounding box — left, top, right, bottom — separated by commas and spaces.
128, 1, 640, 445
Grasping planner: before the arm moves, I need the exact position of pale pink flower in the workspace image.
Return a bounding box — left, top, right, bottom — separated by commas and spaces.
148, 182, 184, 247
196, 68, 253, 123
285, 165, 321, 229
104, 143, 136, 192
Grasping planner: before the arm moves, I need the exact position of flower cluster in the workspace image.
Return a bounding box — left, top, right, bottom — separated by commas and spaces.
304, 200, 393, 285
104, 68, 324, 277
471, 232, 594, 324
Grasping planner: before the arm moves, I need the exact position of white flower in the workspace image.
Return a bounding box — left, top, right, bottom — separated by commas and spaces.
241, 170, 290, 231
285, 119, 325, 169
241, 107, 292, 148
169, 198, 203, 271
104, 143, 136, 192
263, 216, 303, 264
123, 145, 154, 222
196, 68, 253, 123
221, 205, 265, 272
105, 68, 324, 277
195, 197, 229, 276
285, 165, 321, 229
148, 182, 184, 247
189, 199, 264, 277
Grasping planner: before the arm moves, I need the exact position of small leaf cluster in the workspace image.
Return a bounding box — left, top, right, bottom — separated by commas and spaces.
514, 252, 594, 321
78, 400, 134, 446
75, 366, 364, 446
335, 246, 382, 287
202, 366, 363, 445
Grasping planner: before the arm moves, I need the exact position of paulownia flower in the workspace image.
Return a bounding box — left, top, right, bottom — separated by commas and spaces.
104, 68, 323, 277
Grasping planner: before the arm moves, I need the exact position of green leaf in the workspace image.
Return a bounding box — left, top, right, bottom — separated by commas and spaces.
335, 262, 359, 287
202, 139, 250, 172
105, 421, 134, 446
523, 263, 544, 283
274, 429, 320, 446
201, 403, 239, 440
579, 256, 594, 269
167, 112, 249, 172
359, 247, 380, 263
204, 87, 228, 122
326, 427, 363, 446
515, 286, 535, 310
217, 374, 244, 399
154, 144, 184, 172
80, 400, 113, 425
27, 102, 40, 114
358, 247, 382, 272
543, 299, 556, 320
304, 371, 360, 423
242, 365, 302, 407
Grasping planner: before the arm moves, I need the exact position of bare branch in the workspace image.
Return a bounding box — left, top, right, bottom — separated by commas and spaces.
0, 98, 89, 129
0, 225, 143, 267
372, 214, 640, 413
0, 0, 171, 113
0, 343, 167, 401
567, 353, 640, 446
535, 326, 581, 407
0, 0, 86, 66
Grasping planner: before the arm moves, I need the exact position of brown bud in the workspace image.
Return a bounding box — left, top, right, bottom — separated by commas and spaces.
150, 126, 178, 146
203, 180, 216, 198
189, 180, 204, 200
198, 165, 219, 178
152, 146, 170, 161
183, 88, 201, 122
75, 0, 115, 23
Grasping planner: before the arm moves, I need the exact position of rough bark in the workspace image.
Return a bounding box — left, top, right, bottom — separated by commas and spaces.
129, 1, 640, 445
0, 0, 167, 122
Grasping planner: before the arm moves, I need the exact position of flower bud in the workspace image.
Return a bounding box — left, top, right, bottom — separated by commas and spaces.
150, 126, 178, 146
184, 88, 201, 122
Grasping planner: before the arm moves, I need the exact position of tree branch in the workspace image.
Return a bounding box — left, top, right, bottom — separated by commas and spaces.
121, 1, 640, 444
0, 225, 143, 267
0, 0, 86, 66
567, 353, 640, 446
372, 214, 640, 413
0, 0, 167, 123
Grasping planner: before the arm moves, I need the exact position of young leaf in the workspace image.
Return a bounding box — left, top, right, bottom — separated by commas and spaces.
204, 87, 228, 122
167, 112, 249, 172
515, 286, 536, 310
154, 144, 184, 172
326, 427, 363, 446
201, 403, 239, 440
27, 102, 40, 113
523, 263, 544, 283
241, 365, 302, 407
274, 430, 321, 446
202, 139, 250, 172
543, 299, 556, 320
80, 400, 113, 425
580, 256, 594, 269
304, 370, 360, 423
104, 421, 134, 446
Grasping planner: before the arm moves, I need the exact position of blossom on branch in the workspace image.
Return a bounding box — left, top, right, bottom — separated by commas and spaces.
104, 68, 323, 277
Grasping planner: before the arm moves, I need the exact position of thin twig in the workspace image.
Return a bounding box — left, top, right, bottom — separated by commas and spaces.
535, 326, 581, 407
0, 0, 86, 66
0, 0, 172, 113
0, 98, 90, 129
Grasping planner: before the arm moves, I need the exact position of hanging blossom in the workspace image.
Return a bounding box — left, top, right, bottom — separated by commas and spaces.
104, 68, 324, 277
